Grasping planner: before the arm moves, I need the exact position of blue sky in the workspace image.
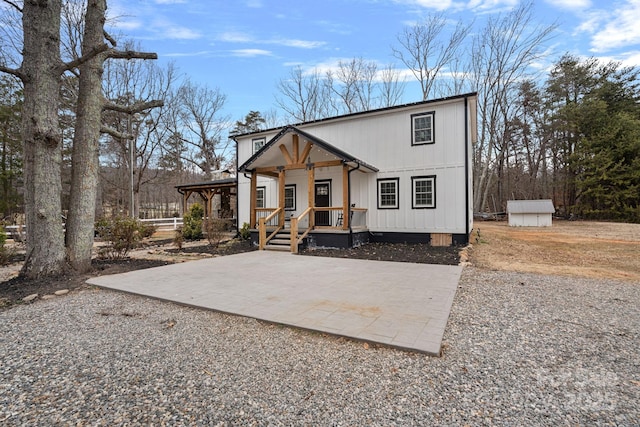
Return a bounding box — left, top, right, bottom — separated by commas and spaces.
107, 0, 640, 122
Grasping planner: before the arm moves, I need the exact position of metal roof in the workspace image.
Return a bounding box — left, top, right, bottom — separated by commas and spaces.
507, 199, 556, 214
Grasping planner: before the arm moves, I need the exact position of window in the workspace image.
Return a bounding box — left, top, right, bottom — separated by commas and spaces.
411, 112, 435, 145
256, 186, 265, 208
253, 137, 266, 154
377, 178, 399, 209
285, 185, 296, 211
412, 176, 436, 209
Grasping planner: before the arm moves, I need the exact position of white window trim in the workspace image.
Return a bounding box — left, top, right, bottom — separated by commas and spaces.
411, 111, 435, 146
255, 186, 265, 208
412, 175, 436, 209
377, 178, 399, 209
252, 137, 266, 154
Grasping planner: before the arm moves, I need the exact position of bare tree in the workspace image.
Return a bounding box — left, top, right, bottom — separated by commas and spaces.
0, 0, 68, 277
65, 1, 162, 272
171, 79, 230, 179
471, 1, 557, 213
275, 65, 327, 122
379, 63, 406, 108
392, 12, 472, 100
326, 57, 378, 114
101, 56, 175, 217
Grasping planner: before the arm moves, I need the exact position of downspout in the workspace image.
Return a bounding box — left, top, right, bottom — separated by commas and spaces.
347, 162, 361, 245
232, 136, 240, 236
464, 96, 471, 240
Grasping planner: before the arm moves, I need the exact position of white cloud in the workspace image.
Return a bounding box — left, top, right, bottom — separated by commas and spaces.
154, 0, 187, 4
231, 49, 273, 57
246, 0, 263, 7
163, 26, 201, 40
272, 39, 327, 49
218, 31, 254, 43
217, 32, 325, 49
590, 0, 640, 52
543, 0, 591, 9
164, 50, 214, 58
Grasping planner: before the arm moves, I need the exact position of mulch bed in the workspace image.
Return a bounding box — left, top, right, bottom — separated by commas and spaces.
1, 239, 460, 309
300, 242, 461, 265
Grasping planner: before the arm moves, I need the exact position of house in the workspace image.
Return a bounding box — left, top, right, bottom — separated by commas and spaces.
233, 93, 477, 252
507, 200, 555, 227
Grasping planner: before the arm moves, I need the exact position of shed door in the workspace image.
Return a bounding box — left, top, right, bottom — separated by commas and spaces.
314, 181, 331, 226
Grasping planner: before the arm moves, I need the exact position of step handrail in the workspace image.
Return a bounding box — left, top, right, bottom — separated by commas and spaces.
258, 207, 283, 250
290, 207, 313, 253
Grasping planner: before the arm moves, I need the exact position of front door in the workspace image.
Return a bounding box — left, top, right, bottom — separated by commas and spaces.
314, 181, 331, 226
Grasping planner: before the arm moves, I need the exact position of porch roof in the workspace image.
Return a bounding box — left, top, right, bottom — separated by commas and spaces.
238, 126, 378, 173
175, 177, 237, 194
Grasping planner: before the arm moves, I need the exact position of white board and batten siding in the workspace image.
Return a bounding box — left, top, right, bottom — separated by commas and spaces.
235, 94, 476, 239
507, 200, 555, 227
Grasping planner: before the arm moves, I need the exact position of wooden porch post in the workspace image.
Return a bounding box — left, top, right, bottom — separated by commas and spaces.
278, 169, 286, 226
182, 190, 191, 216
342, 164, 349, 230
250, 173, 257, 227
307, 164, 315, 228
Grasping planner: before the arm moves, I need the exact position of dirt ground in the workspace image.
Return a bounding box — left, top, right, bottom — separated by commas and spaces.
470, 219, 640, 282
1, 219, 638, 308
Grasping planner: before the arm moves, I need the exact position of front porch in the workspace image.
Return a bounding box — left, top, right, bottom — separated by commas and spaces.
251, 206, 370, 252
239, 126, 377, 253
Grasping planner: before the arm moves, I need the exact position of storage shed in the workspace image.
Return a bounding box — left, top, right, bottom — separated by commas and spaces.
507, 200, 555, 227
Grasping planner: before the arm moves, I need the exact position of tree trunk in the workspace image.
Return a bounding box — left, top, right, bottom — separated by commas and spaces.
65, 0, 107, 272
21, 0, 66, 278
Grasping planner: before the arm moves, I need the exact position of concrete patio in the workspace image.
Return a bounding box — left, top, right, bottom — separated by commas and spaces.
87, 251, 462, 355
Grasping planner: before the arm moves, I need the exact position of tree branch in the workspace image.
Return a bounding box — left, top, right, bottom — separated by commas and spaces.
1, 0, 22, 12
100, 125, 133, 140
103, 30, 117, 48
103, 99, 164, 114
107, 49, 158, 61
0, 65, 24, 80
60, 43, 110, 73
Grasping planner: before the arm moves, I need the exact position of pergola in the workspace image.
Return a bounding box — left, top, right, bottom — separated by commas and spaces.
175, 177, 237, 220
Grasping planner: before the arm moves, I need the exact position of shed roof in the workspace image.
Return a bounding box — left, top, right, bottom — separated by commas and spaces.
507, 199, 555, 214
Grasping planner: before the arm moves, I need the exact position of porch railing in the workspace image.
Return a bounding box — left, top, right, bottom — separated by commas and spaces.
258, 207, 283, 250
256, 208, 280, 227
257, 205, 368, 252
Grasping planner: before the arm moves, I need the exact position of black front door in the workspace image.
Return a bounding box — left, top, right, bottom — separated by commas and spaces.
314, 181, 331, 226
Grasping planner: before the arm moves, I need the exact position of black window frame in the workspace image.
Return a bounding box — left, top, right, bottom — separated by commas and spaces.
377, 178, 400, 209
411, 175, 436, 209
411, 111, 435, 146
284, 184, 296, 211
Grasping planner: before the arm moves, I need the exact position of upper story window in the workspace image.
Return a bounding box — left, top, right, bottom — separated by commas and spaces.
377, 178, 399, 209
253, 137, 266, 154
411, 111, 435, 145
412, 175, 436, 209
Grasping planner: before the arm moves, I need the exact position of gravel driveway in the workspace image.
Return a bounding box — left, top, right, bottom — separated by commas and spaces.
1, 267, 638, 426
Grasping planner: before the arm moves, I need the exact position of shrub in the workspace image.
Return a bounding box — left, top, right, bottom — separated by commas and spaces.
139, 222, 157, 239
95, 216, 146, 259
204, 218, 230, 248
182, 203, 204, 240
0, 226, 8, 265
173, 227, 184, 250
239, 222, 251, 240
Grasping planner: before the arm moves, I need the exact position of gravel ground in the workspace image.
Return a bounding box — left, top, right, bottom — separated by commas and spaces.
1, 267, 638, 426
